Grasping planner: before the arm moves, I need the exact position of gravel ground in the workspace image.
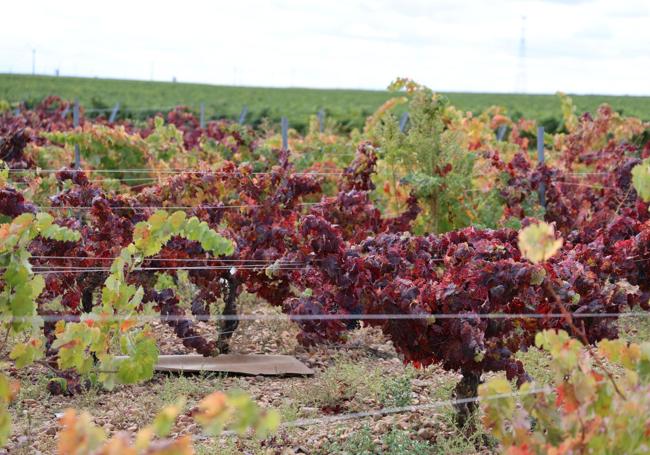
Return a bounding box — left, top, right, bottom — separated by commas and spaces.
5, 301, 497, 454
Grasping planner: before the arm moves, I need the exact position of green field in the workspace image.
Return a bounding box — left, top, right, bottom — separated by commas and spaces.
1, 74, 649, 132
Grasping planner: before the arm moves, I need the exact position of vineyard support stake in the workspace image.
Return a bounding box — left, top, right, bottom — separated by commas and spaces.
537, 126, 546, 208
399, 112, 409, 133
73, 98, 80, 169
109, 102, 120, 123
239, 105, 248, 125
281, 116, 289, 150
496, 125, 507, 141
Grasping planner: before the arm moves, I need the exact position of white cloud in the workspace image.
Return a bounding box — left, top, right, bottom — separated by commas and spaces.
0, 0, 648, 94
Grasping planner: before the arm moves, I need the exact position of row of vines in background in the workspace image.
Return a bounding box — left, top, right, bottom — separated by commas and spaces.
1, 79, 650, 451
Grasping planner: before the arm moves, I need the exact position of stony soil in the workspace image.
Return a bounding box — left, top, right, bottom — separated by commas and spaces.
4, 300, 503, 454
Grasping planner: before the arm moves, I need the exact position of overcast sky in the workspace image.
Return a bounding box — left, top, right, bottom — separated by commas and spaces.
1, 0, 649, 95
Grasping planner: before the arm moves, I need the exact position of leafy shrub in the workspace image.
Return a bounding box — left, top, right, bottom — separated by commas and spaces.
56, 390, 279, 454
372, 78, 503, 234
480, 329, 650, 454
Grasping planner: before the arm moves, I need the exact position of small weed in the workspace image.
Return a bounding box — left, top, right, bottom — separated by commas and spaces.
325, 427, 437, 455
15, 373, 50, 402
158, 372, 224, 405
278, 401, 300, 422
195, 437, 264, 455
297, 358, 382, 411
427, 377, 456, 401
324, 425, 377, 454
619, 306, 650, 343
429, 408, 497, 454
384, 429, 434, 454
379, 368, 414, 407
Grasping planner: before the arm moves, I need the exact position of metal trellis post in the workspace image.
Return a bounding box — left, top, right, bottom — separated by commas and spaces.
109, 102, 120, 123
399, 112, 409, 133
281, 117, 289, 150
238, 105, 248, 125
537, 126, 546, 208
73, 98, 80, 169
317, 109, 325, 133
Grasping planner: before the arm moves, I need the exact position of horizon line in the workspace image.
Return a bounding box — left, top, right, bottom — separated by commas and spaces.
2, 72, 649, 99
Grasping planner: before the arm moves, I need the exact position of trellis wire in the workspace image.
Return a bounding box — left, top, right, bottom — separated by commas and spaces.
550, 181, 622, 191
6, 168, 344, 175
27, 266, 309, 275
24, 253, 645, 263
27, 202, 414, 217
30, 201, 333, 210
276, 385, 552, 430
84, 106, 177, 113
29, 263, 305, 268
28, 255, 316, 264
3, 312, 647, 324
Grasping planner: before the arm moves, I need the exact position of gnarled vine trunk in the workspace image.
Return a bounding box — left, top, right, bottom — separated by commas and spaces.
215, 275, 240, 354
453, 370, 481, 429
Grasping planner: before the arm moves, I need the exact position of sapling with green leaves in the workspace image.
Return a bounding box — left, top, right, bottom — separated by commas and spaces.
374, 78, 501, 233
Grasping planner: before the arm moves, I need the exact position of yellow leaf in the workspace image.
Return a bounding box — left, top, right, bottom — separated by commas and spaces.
518, 222, 563, 264
169, 211, 186, 230
134, 426, 154, 450
96, 434, 137, 455
195, 392, 228, 424
148, 435, 194, 455
55, 320, 66, 335
152, 398, 186, 437
57, 409, 106, 455
120, 319, 136, 333
0, 224, 9, 243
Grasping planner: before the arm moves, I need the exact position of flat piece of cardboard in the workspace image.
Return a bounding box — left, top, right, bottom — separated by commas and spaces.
150, 354, 314, 376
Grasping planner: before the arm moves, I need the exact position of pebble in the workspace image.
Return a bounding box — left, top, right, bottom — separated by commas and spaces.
417, 427, 435, 440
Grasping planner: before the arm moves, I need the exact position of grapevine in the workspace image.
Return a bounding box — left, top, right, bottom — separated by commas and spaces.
0, 86, 649, 449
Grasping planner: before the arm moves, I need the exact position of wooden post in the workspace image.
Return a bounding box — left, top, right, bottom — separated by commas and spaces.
317, 109, 325, 132
399, 112, 409, 133
537, 126, 546, 208
281, 117, 288, 150
109, 102, 120, 123
238, 105, 248, 125
200, 103, 205, 128
73, 98, 80, 169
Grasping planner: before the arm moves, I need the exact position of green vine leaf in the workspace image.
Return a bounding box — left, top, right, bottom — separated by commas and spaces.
632, 160, 650, 203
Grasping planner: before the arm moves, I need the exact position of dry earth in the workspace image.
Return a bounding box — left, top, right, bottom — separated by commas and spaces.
12, 294, 628, 454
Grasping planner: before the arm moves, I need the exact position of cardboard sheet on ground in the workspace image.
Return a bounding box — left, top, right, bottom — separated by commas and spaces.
150, 354, 314, 376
